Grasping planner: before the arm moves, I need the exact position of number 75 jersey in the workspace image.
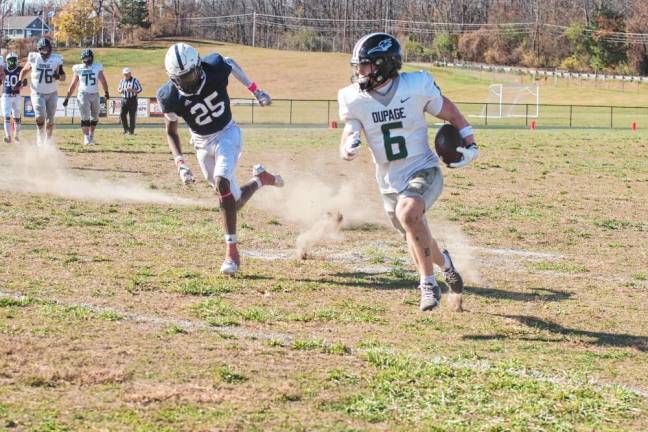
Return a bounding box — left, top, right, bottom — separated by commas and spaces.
27, 52, 64, 94
338, 71, 442, 193
72, 63, 103, 94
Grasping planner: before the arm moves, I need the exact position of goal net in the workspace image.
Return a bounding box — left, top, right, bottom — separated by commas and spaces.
474, 83, 540, 119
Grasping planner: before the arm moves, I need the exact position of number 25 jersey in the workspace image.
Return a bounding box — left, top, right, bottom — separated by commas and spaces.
72, 63, 103, 94
27, 52, 64, 94
338, 71, 442, 194
156, 53, 232, 137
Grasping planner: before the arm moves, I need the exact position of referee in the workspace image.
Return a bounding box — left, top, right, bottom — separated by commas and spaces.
117, 67, 142, 135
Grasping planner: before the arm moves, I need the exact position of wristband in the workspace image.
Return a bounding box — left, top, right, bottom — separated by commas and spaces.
224, 234, 237, 244
247, 82, 258, 93
459, 126, 474, 139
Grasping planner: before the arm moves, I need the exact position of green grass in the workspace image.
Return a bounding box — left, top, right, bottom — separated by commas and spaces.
0, 126, 646, 430
332, 350, 641, 430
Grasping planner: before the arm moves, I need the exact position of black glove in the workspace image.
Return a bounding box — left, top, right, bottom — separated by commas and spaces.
52, 72, 60, 80
62, 98, 69, 107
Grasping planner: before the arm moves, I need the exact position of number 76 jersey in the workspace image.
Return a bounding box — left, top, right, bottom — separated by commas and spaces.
27, 52, 64, 94
338, 71, 442, 193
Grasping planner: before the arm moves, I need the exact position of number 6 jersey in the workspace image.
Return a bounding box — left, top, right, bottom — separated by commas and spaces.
338, 71, 443, 194
72, 63, 103, 94
27, 52, 64, 94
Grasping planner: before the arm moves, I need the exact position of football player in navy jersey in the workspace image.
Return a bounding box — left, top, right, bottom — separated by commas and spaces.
2, 53, 25, 143
157, 43, 283, 275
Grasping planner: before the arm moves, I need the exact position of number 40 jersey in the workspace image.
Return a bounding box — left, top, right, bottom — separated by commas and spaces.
338, 71, 443, 194
72, 63, 103, 94
27, 52, 64, 95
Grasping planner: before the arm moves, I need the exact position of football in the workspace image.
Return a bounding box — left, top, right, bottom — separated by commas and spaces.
434, 124, 464, 166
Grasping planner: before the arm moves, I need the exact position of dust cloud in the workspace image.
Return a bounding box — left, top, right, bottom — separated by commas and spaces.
0, 142, 203, 206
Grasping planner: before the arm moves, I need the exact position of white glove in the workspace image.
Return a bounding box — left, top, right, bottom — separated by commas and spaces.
253, 89, 272, 106
342, 132, 361, 161
449, 144, 479, 168
175, 155, 195, 184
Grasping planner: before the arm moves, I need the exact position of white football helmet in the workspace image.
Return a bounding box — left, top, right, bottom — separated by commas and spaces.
6, 52, 19, 71
164, 43, 204, 94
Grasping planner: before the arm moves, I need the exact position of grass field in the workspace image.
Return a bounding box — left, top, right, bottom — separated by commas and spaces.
9, 40, 648, 106
0, 124, 647, 430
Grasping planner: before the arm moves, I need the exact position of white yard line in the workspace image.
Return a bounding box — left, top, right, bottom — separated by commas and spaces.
1, 288, 646, 400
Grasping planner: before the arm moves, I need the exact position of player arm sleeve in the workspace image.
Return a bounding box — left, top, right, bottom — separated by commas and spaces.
223, 57, 254, 89
422, 74, 444, 116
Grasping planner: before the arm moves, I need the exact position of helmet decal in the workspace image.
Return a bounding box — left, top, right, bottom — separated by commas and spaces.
368, 38, 393, 55
174, 44, 185, 71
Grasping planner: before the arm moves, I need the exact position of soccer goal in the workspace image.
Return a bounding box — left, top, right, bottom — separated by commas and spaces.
473, 83, 540, 119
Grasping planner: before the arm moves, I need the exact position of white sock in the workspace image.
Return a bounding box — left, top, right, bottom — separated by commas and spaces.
3, 121, 10, 138
443, 254, 451, 271
420, 275, 437, 286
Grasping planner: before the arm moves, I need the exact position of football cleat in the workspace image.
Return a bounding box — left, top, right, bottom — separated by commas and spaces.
220, 258, 239, 275
419, 282, 441, 311
13, 135, 19, 143
442, 250, 464, 294
3, 136, 10, 144
253, 164, 284, 187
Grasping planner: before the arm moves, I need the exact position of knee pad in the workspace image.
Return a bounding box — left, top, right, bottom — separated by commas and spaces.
35, 117, 45, 126
80, 120, 91, 127
90, 120, 98, 127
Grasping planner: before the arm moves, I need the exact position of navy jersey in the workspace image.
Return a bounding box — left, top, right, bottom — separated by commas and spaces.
3, 66, 23, 95
156, 53, 233, 136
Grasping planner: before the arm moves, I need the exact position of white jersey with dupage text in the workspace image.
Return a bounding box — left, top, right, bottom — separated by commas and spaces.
27, 52, 64, 94
72, 63, 103, 94
338, 71, 442, 194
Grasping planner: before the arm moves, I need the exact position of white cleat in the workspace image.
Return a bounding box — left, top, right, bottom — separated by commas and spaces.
220, 258, 239, 275
253, 164, 284, 187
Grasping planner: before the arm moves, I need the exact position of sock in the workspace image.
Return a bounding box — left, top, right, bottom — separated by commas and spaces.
14, 120, 20, 136
443, 254, 451, 272
420, 275, 437, 286
3, 120, 10, 138
252, 177, 262, 188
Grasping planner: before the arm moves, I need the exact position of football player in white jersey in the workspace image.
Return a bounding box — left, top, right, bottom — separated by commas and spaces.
63, 49, 110, 145
338, 33, 479, 312
18, 38, 65, 146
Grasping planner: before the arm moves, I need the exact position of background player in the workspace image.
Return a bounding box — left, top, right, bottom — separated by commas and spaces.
338, 33, 479, 311
62, 49, 110, 145
18, 38, 65, 147
2, 52, 24, 143
157, 43, 283, 275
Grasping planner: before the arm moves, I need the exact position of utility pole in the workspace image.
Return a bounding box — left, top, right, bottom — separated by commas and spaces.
252, 11, 256, 47
342, 0, 348, 52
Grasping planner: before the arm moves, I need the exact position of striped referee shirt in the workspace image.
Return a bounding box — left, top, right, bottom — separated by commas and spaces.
118, 77, 142, 99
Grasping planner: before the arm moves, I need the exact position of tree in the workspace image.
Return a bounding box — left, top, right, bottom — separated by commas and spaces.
52, 0, 100, 46
119, 0, 150, 29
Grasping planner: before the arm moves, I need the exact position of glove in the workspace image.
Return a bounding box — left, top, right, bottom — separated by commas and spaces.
104, 92, 109, 100
341, 132, 361, 161
62, 98, 69, 107
52, 72, 60, 80
175, 155, 195, 184
449, 144, 479, 168
253, 89, 272, 106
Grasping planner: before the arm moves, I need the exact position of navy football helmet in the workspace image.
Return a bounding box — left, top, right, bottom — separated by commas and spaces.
351, 33, 402, 91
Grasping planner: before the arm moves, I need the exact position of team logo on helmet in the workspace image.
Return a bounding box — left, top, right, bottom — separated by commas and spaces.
367, 38, 393, 55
